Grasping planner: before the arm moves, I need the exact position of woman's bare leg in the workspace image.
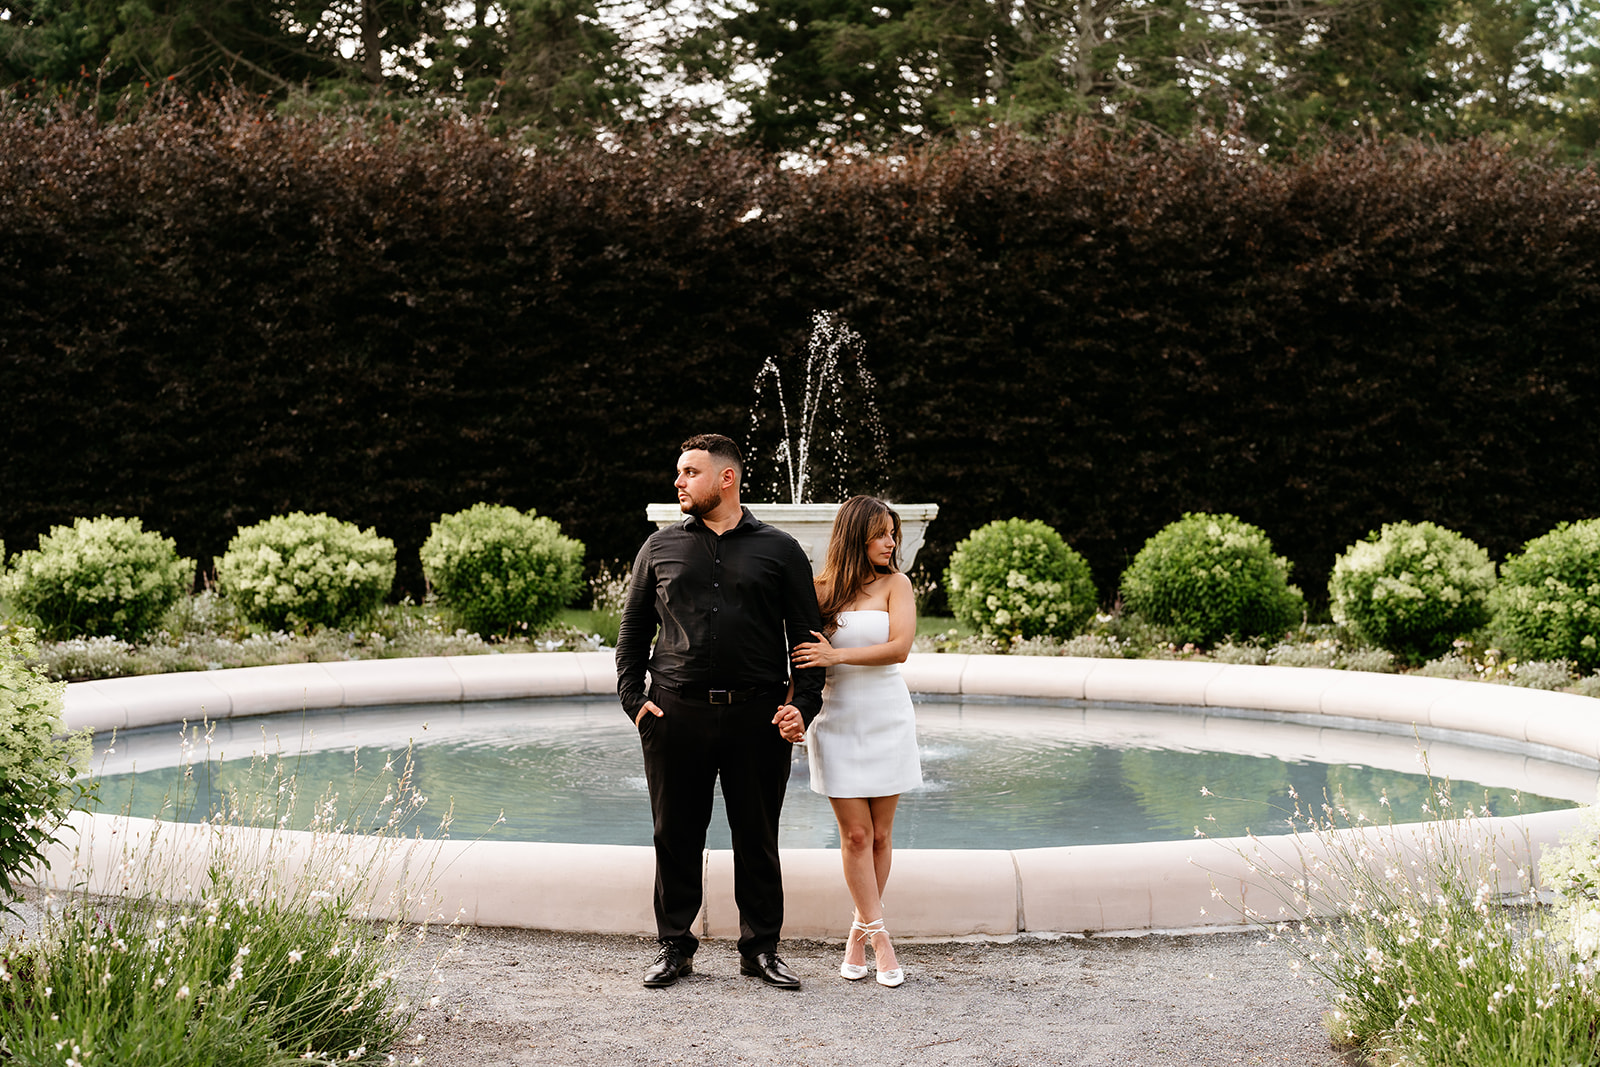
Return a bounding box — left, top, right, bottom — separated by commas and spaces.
831, 794, 901, 973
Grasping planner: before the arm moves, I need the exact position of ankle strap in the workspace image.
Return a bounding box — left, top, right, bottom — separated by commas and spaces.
850, 918, 886, 937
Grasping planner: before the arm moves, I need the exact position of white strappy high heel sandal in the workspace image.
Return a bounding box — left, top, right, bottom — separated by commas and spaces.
840, 919, 872, 980
857, 917, 905, 987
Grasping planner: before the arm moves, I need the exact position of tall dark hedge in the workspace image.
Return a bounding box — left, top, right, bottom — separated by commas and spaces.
3, 100, 1598, 607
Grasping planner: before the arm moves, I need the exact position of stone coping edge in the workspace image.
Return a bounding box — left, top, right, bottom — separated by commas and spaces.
40, 652, 1597, 938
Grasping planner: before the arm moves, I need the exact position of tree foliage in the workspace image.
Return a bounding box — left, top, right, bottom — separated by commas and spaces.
2, 0, 1597, 152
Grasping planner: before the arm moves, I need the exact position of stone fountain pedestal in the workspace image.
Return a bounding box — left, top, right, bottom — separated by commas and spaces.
645, 503, 939, 574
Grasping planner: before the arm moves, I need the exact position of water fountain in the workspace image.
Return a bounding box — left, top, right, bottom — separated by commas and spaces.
32, 311, 1595, 941
645, 311, 939, 570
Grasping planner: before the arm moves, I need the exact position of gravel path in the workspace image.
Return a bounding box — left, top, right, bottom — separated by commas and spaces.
402, 928, 1360, 1067
8, 895, 1357, 1066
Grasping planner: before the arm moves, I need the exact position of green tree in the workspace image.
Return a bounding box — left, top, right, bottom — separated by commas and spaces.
1246, 0, 1600, 152
278, 0, 437, 93
1441, 0, 1600, 153
420, 0, 640, 136
703, 0, 1346, 149
0, 0, 342, 100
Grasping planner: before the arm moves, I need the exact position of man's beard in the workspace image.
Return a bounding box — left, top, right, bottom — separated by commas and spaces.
682, 488, 723, 516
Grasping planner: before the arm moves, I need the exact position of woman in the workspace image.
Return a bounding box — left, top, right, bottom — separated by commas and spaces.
792, 495, 921, 987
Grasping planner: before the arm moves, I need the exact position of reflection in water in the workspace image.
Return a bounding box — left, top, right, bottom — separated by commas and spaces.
90, 699, 1585, 850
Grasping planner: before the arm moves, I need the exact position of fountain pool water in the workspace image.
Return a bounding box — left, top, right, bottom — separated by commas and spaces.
89, 697, 1583, 850
49, 654, 1600, 937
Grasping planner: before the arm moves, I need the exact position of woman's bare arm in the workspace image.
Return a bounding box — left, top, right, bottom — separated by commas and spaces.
792, 573, 915, 668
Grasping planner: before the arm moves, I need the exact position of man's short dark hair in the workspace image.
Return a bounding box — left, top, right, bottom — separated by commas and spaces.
680, 434, 744, 484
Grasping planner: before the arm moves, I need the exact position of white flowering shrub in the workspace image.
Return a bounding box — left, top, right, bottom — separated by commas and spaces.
1207, 772, 1600, 1064
0, 628, 90, 910
1541, 802, 1600, 962
1493, 518, 1600, 673
1, 515, 191, 640
420, 504, 585, 637
1118, 512, 1304, 646
944, 519, 1097, 641
216, 512, 396, 631
1328, 521, 1497, 664
0, 732, 434, 1063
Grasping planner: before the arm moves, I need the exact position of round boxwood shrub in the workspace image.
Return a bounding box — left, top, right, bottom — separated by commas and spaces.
1328, 521, 1497, 664
1492, 518, 1600, 672
216, 512, 396, 631
944, 518, 1097, 640
420, 504, 586, 637
1119, 512, 1304, 646
1, 515, 192, 640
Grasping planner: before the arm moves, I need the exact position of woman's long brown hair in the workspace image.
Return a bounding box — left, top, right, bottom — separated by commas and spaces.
815, 496, 902, 633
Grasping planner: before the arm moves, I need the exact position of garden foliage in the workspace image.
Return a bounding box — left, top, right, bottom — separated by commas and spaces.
1220, 775, 1600, 1067
1, 515, 191, 641
944, 519, 1096, 640
216, 512, 396, 632
0, 629, 90, 911
1327, 521, 1498, 663
3, 102, 1600, 603
1120, 513, 1304, 646
419, 503, 585, 637
1492, 518, 1600, 672
0, 734, 438, 1065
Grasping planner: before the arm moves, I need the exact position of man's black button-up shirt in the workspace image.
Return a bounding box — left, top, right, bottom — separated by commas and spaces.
615, 508, 826, 724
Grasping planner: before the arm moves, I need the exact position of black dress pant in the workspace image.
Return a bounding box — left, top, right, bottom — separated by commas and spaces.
639, 682, 793, 957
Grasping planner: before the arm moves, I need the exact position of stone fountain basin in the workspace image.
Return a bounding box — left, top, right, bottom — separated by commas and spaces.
646, 502, 940, 573
42, 653, 1593, 939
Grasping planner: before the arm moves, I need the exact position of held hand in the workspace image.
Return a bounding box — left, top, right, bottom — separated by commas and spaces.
635, 700, 664, 727
772, 704, 805, 743
791, 630, 838, 669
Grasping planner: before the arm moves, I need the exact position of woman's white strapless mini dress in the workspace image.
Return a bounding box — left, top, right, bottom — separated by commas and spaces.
806, 610, 923, 798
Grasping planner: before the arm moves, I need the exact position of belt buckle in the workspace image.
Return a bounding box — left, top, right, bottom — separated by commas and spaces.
707, 689, 733, 705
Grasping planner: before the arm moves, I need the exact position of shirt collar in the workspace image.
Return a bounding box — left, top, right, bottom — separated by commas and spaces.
684, 506, 761, 533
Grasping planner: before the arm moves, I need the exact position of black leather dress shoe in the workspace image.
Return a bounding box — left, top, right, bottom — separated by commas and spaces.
643, 943, 694, 988
739, 951, 801, 989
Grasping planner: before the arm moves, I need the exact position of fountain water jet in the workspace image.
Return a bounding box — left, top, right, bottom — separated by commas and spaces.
648, 311, 937, 570
746, 311, 888, 505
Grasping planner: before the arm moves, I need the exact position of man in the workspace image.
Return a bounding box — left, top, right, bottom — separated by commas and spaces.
615, 433, 824, 990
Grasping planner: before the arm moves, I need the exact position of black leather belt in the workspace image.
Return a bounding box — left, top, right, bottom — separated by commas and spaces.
664, 683, 769, 705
